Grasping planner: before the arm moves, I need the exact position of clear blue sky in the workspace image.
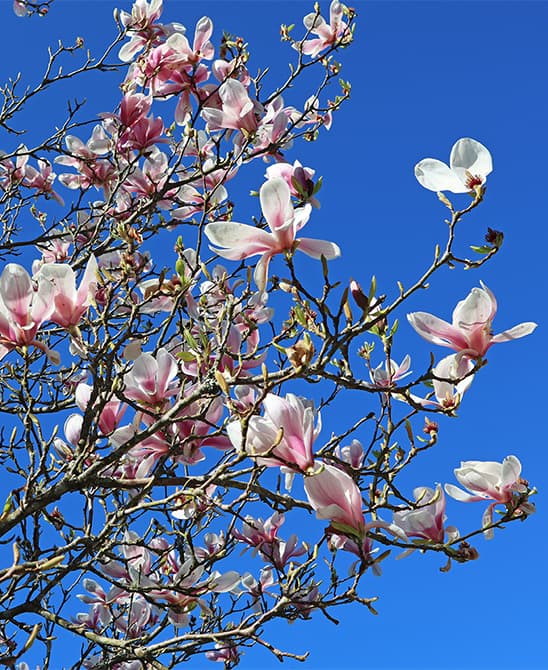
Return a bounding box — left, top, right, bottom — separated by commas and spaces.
1, 1, 546, 669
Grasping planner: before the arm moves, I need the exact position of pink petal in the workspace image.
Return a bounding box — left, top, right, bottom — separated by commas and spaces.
407, 312, 469, 350
260, 179, 293, 233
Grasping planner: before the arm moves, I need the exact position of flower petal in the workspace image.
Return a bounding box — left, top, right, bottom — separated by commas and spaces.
450, 137, 492, 179
444, 484, 485, 503
407, 312, 469, 350
205, 223, 274, 259
414, 159, 468, 193
260, 178, 293, 233
491, 322, 537, 343
296, 237, 341, 259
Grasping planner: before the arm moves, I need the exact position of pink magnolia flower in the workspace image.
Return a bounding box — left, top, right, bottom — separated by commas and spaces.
232, 512, 285, 552
25, 159, 64, 205
445, 456, 525, 504
300, 1, 352, 58
369, 354, 411, 388
125, 396, 231, 477
32, 233, 71, 273
122, 149, 175, 207
226, 392, 320, 472
123, 347, 179, 407
406, 353, 474, 413
118, 0, 165, 62
304, 463, 365, 536
164, 16, 214, 66
202, 78, 261, 134
120, 0, 163, 32
415, 137, 493, 193
56, 128, 115, 196
0, 263, 55, 360
37, 256, 98, 329
205, 643, 240, 665
232, 512, 307, 568
75, 383, 127, 437
407, 282, 536, 359
265, 160, 320, 206
304, 463, 406, 565
393, 484, 450, 544
334, 439, 364, 470
205, 178, 340, 291
445, 455, 529, 539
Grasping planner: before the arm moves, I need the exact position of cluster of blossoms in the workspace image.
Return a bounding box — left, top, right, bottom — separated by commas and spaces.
1, 2, 537, 669
0, 256, 97, 363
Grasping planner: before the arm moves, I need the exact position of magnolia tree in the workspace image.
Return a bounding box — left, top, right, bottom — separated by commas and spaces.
0, 1, 538, 669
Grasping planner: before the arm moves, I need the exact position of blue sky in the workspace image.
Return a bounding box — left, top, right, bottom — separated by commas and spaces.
1, 1, 546, 669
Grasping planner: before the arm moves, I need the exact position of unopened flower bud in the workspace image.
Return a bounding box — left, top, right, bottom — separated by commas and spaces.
349, 279, 369, 311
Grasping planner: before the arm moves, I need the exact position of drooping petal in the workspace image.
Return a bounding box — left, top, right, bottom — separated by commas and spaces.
414, 159, 468, 193
253, 252, 273, 292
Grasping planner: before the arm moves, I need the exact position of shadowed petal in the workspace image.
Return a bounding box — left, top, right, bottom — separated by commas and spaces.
450, 138, 493, 179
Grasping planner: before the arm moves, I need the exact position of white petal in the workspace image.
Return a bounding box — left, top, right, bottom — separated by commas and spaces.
491, 322, 537, 343
296, 237, 341, 259
260, 179, 293, 232
205, 222, 273, 251
501, 455, 521, 487
450, 137, 492, 178
444, 483, 482, 503
414, 159, 468, 193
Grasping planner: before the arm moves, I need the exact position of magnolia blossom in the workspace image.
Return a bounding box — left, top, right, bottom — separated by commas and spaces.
300, 1, 352, 58
415, 137, 493, 193
202, 79, 261, 134
75, 383, 127, 436
445, 455, 529, 539
205, 178, 340, 291
0, 263, 55, 360
304, 463, 406, 566
393, 484, 449, 544
123, 348, 179, 406
407, 282, 536, 359
232, 512, 307, 568
304, 463, 365, 536
445, 456, 525, 504
227, 392, 320, 472
37, 256, 98, 329
265, 160, 319, 206
407, 353, 474, 413
370, 354, 411, 388
334, 439, 364, 470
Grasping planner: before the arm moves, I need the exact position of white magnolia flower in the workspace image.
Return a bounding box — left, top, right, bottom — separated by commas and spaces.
414, 137, 493, 193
